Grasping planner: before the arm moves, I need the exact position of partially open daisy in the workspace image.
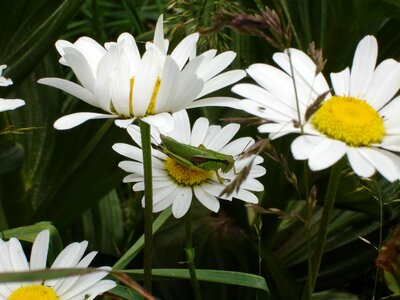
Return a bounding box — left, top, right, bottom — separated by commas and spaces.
112, 110, 265, 218
0, 65, 25, 112
233, 35, 400, 182
38, 15, 245, 130
0, 230, 116, 300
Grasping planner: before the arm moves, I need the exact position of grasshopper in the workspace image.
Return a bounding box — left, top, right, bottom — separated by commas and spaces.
159, 134, 234, 183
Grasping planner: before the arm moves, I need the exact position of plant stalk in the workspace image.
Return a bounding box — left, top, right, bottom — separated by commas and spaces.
302, 162, 342, 300
139, 120, 153, 292
185, 208, 201, 300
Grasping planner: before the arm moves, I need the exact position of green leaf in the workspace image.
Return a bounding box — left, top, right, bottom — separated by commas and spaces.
1, 0, 85, 84
109, 284, 149, 300
124, 268, 270, 299
1, 222, 63, 263
0, 268, 105, 283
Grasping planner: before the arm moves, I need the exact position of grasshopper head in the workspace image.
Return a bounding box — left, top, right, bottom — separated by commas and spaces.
221, 156, 234, 173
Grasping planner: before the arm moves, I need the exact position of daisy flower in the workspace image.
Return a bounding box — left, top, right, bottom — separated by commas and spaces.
0, 230, 116, 300
232, 35, 400, 182
0, 65, 25, 112
38, 15, 245, 130
112, 110, 265, 218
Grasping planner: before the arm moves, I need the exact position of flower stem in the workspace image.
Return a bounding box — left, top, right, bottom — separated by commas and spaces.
139, 120, 153, 292
185, 208, 201, 300
302, 162, 343, 300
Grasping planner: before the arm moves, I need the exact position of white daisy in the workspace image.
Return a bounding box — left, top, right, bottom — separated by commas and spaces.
0, 65, 25, 112
0, 230, 116, 300
232, 35, 400, 182
38, 15, 245, 131
112, 110, 266, 218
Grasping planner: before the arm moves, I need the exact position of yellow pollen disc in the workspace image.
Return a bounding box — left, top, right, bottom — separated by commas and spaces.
165, 158, 213, 186
8, 285, 59, 300
146, 78, 161, 115
312, 96, 384, 146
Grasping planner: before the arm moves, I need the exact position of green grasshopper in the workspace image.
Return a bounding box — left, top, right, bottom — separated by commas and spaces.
159, 134, 234, 183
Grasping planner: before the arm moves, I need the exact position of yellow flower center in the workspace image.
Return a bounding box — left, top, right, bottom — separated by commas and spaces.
312, 96, 384, 146
165, 157, 213, 186
8, 285, 59, 300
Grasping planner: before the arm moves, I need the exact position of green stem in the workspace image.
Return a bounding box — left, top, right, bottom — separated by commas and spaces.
301, 162, 343, 300
185, 208, 201, 300
139, 120, 153, 292
303, 162, 312, 300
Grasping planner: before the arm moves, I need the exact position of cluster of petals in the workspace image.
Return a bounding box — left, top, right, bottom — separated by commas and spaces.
233, 35, 400, 182
113, 110, 266, 218
0, 65, 25, 112
38, 15, 245, 131
0, 230, 115, 300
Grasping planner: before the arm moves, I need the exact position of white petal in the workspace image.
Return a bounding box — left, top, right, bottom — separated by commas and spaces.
233, 188, 259, 203
187, 96, 241, 110
171, 33, 199, 70
168, 110, 191, 143
349, 35, 378, 98
110, 47, 131, 116
54, 112, 117, 130
358, 147, 400, 182
240, 178, 264, 192
55, 251, 98, 296
220, 137, 254, 156
153, 57, 179, 112
291, 135, 323, 160
30, 230, 49, 270
58, 269, 110, 299
0, 239, 12, 271
272, 48, 330, 109
206, 123, 240, 151
9, 238, 29, 271
364, 59, 400, 110
153, 15, 166, 53
117, 33, 141, 76
62, 47, 96, 91
197, 51, 236, 81
307, 139, 347, 171
346, 147, 375, 178
132, 48, 161, 115
233, 83, 297, 121
72, 37, 107, 73
0, 99, 25, 112
193, 186, 220, 212
330, 67, 350, 96
141, 112, 175, 132
112, 143, 143, 162
171, 74, 204, 111
245, 64, 300, 110
94, 46, 118, 112
191, 117, 209, 146
38, 78, 96, 107
127, 125, 142, 147
172, 186, 192, 218
379, 135, 400, 152
380, 96, 400, 128
258, 122, 300, 139
198, 69, 246, 98
70, 279, 116, 300
118, 161, 144, 175
114, 118, 135, 128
